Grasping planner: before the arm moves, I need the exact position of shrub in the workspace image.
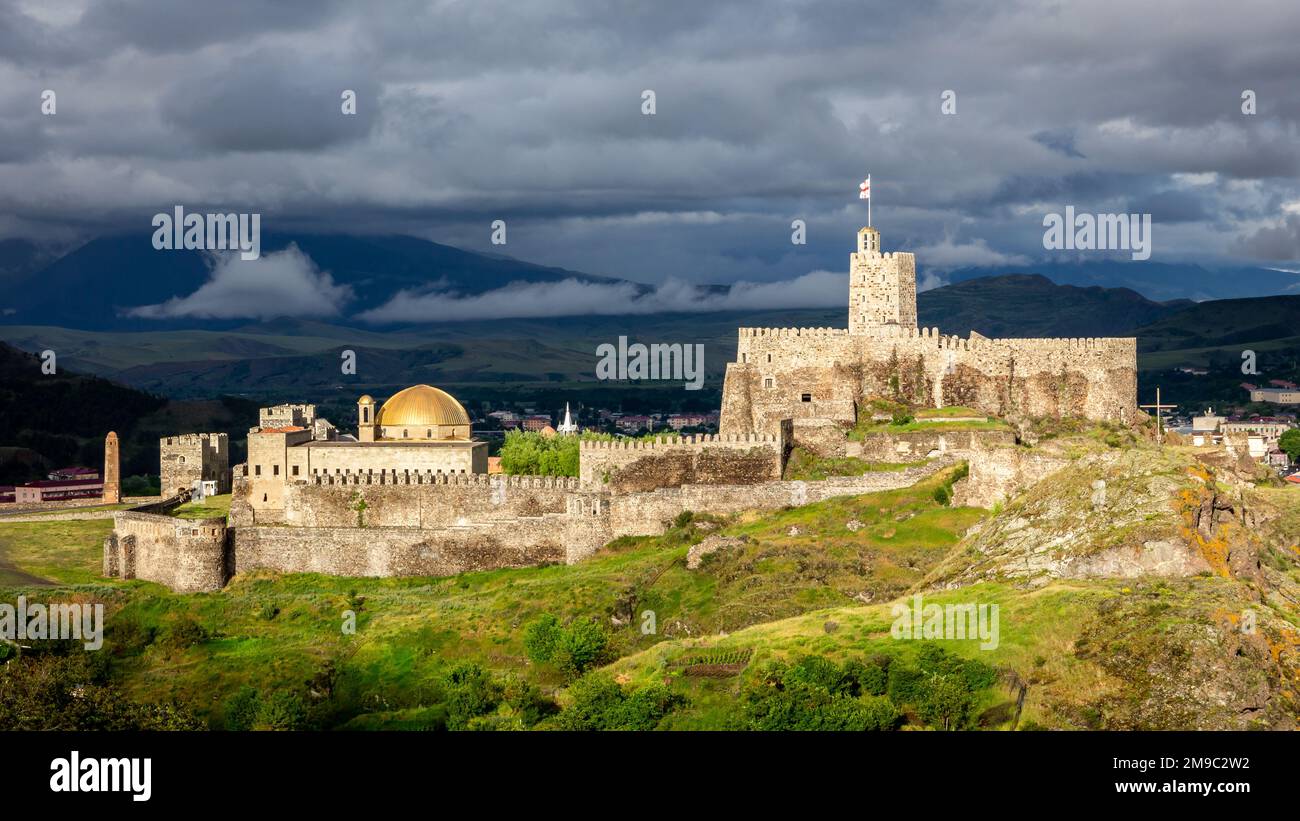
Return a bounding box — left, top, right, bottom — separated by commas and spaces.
523, 613, 562, 663
223, 686, 260, 731
442, 663, 503, 730
255, 691, 309, 730
917, 673, 975, 730
552, 620, 609, 677
163, 616, 209, 650
554, 673, 682, 731
740, 655, 901, 731
524, 614, 608, 677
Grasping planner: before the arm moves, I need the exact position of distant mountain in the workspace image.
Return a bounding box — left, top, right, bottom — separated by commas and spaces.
0, 233, 631, 331
1134, 294, 1300, 352
0, 341, 257, 483
917, 274, 1191, 338
0, 238, 56, 286
942, 260, 1300, 302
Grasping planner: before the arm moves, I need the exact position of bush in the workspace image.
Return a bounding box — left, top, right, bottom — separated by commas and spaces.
523, 614, 608, 677
916, 673, 975, 730
554, 673, 682, 730
740, 655, 901, 731
163, 616, 209, 650
442, 663, 503, 730
255, 691, 309, 731
223, 686, 260, 731
552, 620, 609, 677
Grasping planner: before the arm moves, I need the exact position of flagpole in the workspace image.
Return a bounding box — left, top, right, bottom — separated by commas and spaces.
868, 174, 872, 227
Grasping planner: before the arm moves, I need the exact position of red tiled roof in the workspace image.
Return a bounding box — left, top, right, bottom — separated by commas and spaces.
20, 478, 103, 488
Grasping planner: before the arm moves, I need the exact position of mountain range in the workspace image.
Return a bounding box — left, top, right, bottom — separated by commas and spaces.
0, 232, 1296, 412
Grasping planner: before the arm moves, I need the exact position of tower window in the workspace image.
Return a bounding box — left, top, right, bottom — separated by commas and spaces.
273, 465, 279, 476
763, 376, 775, 389
292, 465, 299, 476
254, 465, 261, 476
801, 393, 812, 402
766, 353, 772, 363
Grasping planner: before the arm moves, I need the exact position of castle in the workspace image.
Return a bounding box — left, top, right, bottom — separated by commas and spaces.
720, 227, 1137, 441
103, 226, 1138, 593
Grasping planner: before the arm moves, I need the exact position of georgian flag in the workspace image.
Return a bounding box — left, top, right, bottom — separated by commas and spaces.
858, 176, 870, 200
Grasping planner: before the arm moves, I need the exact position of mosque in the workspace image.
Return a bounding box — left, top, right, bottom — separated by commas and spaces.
239, 384, 488, 512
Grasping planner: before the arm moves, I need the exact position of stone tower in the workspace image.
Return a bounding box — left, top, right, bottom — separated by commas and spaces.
103, 431, 121, 504
848, 227, 917, 334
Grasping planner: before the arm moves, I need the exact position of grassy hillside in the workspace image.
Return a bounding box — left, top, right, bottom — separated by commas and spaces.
2, 439, 1297, 731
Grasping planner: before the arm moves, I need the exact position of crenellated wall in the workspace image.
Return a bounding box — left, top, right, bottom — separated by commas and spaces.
578, 431, 786, 490
104, 507, 229, 593
722, 328, 1137, 436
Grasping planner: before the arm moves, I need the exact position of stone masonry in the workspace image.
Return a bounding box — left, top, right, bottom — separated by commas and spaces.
720, 227, 1138, 440
160, 433, 230, 497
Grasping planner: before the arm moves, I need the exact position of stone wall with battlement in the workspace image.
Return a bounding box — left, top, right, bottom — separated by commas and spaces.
238, 472, 586, 529
578, 431, 787, 490
604, 460, 948, 542
722, 328, 1136, 435
103, 505, 229, 593
160, 432, 230, 497
232, 514, 607, 579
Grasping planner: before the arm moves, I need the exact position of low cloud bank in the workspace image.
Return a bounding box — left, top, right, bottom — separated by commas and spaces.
356, 270, 849, 323
126, 244, 353, 320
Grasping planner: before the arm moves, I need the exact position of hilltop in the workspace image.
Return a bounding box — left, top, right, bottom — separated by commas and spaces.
2, 426, 1296, 731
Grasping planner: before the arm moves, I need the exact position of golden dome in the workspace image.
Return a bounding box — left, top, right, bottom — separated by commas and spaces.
376, 384, 470, 428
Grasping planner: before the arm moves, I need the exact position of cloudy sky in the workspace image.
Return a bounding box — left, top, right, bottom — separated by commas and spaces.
4, 0, 1300, 306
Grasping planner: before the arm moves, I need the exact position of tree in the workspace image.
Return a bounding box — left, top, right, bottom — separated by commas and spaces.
1279, 428, 1300, 463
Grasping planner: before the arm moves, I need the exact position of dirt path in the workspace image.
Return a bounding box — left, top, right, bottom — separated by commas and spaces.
0, 554, 52, 586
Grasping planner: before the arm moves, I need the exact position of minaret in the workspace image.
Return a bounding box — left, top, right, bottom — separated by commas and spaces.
848, 227, 918, 334
558, 402, 579, 435
103, 431, 121, 504
357, 395, 377, 442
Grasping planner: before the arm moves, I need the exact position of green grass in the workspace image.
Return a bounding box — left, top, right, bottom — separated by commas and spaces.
782, 447, 925, 480
173, 494, 232, 521
0, 463, 986, 727
3, 450, 1294, 731
0, 518, 115, 585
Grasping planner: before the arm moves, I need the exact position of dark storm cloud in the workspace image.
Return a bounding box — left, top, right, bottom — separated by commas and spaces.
1234, 215, 1300, 261
1, 0, 1299, 285
160, 52, 380, 152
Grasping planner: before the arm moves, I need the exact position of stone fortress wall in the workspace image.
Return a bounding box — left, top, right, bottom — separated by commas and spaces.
577, 430, 787, 491
719, 226, 1137, 444
116, 425, 966, 591
107, 226, 1130, 592
103, 496, 229, 593
720, 325, 1137, 440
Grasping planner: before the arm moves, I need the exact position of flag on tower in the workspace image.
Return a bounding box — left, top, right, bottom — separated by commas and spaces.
858, 176, 870, 199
